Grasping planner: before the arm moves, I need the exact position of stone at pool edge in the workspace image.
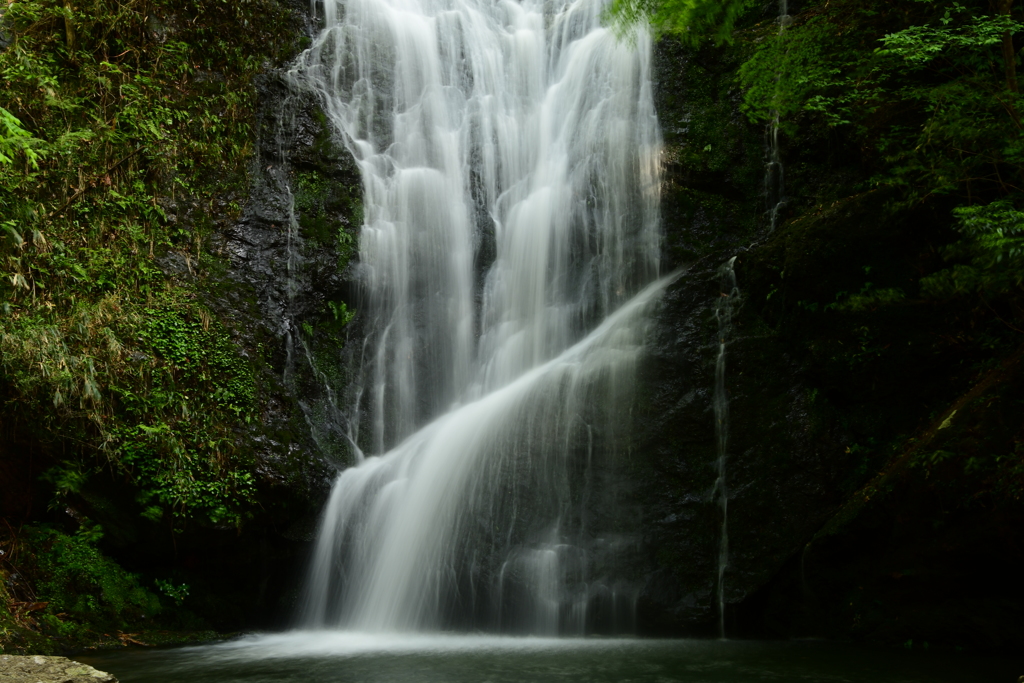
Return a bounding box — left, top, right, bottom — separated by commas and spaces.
0, 654, 118, 682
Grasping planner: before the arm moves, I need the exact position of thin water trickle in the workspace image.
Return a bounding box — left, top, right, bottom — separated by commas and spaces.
765, 0, 790, 231
267, 89, 353, 459
712, 256, 739, 638
288, 0, 662, 633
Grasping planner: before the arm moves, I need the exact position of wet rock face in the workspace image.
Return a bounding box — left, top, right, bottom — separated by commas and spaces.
632, 30, 1024, 645
630, 257, 850, 634
0, 655, 117, 683
651, 39, 763, 269
211, 69, 365, 471
223, 78, 354, 345
629, 36, 854, 634
147, 71, 368, 628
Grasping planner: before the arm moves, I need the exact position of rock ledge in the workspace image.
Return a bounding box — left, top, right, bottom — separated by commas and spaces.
0, 654, 118, 682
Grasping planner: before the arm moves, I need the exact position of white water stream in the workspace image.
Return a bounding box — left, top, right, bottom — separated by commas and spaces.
288, 0, 662, 633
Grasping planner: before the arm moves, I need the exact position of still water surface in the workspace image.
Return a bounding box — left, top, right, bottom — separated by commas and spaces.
80, 632, 1022, 683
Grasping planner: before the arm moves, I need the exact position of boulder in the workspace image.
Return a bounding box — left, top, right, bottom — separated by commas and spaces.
0, 655, 117, 683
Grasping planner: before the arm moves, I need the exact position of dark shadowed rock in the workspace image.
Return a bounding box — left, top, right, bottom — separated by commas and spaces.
628, 254, 851, 634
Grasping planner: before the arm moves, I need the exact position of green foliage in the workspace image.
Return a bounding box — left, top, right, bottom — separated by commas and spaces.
736, 3, 1024, 127
879, 7, 1022, 66
0, 293, 260, 525
922, 200, 1024, 297
107, 301, 258, 525
114, 422, 257, 525
154, 578, 190, 606
327, 300, 355, 326
293, 169, 361, 267
28, 526, 161, 625
608, 0, 757, 44
294, 172, 331, 216
825, 277, 908, 312
737, 14, 875, 128
731, 0, 1024, 319
734, 0, 1024, 202
139, 305, 256, 417
0, 0, 300, 529
0, 107, 43, 168
910, 386, 1024, 505
1, 522, 217, 653
40, 462, 91, 499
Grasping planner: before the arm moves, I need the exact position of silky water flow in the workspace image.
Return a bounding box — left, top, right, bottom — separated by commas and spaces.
288, 0, 664, 635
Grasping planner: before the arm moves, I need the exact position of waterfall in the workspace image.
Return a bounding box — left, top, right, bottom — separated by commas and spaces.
712, 256, 738, 638
289, 0, 662, 634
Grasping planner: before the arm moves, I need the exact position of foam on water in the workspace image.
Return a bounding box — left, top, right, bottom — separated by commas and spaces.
81, 632, 1024, 683
180, 631, 649, 661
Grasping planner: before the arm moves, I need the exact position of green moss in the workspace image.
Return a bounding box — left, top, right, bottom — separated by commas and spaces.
0, 523, 222, 653
0, 0, 305, 531
656, 39, 763, 261
309, 106, 349, 165
138, 303, 256, 417
294, 169, 361, 270
29, 527, 161, 626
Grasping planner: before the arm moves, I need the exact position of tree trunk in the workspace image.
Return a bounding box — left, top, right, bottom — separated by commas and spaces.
1000, 0, 1019, 93
63, 1, 76, 54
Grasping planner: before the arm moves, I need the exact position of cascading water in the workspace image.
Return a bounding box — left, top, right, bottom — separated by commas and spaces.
289, 0, 662, 634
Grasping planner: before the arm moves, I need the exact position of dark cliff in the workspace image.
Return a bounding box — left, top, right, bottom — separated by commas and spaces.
631, 21, 1024, 649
